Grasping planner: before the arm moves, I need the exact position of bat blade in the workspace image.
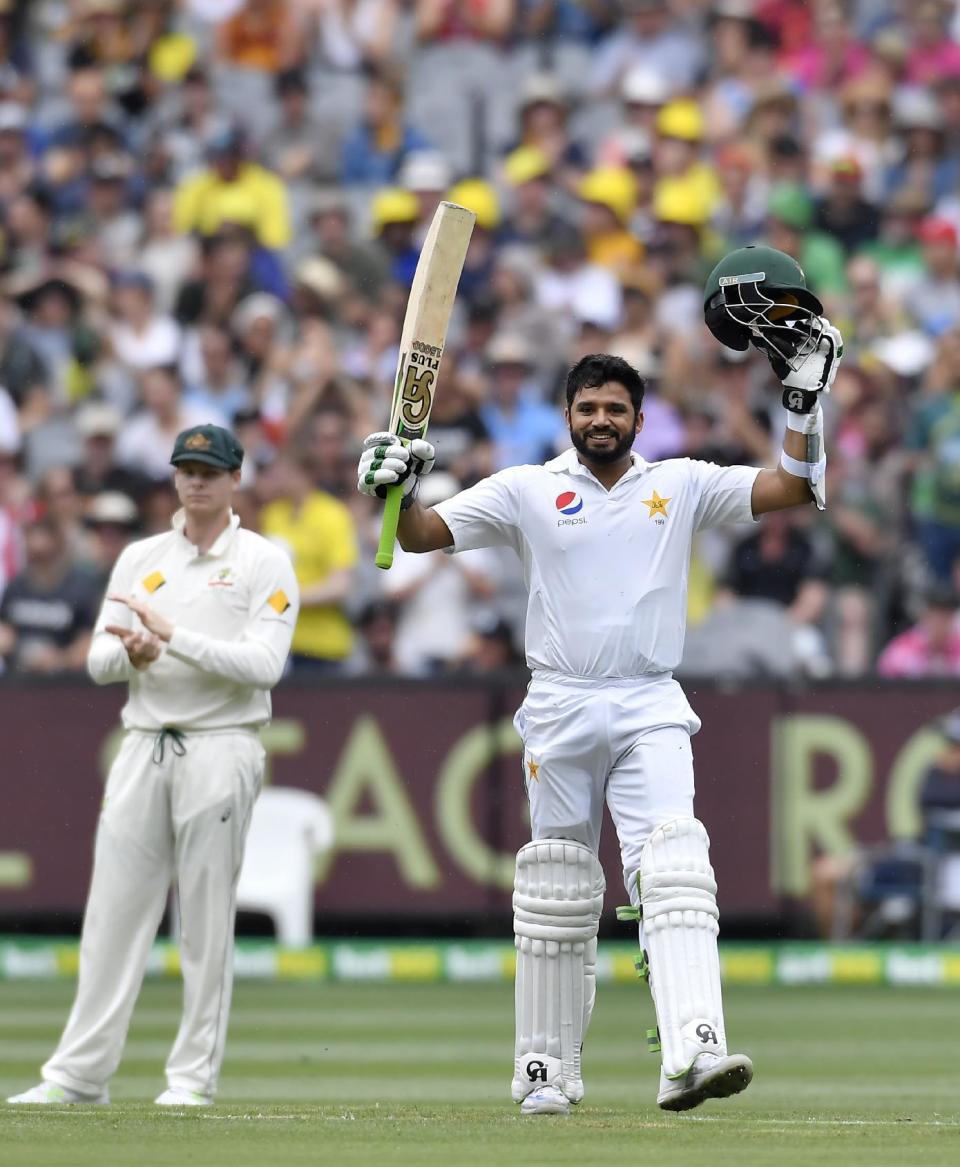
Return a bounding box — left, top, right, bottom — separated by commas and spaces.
376, 201, 475, 570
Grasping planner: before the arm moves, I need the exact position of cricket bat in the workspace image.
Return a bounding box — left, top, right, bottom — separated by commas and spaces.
375, 201, 476, 569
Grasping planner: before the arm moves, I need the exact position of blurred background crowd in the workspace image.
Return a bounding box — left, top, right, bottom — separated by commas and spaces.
1, 0, 960, 681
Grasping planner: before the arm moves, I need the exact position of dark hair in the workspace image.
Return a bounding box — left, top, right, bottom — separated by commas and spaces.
565, 354, 645, 414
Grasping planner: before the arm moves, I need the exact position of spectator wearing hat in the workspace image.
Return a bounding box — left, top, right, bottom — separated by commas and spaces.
0, 516, 100, 675
340, 66, 432, 186
258, 448, 358, 674
370, 187, 421, 287
499, 146, 571, 248
173, 123, 292, 252
877, 585, 960, 677
511, 73, 587, 186
84, 490, 139, 580
479, 332, 566, 471
399, 149, 452, 240
652, 99, 721, 231
73, 401, 152, 503
813, 156, 880, 255
593, 0, 705, 95
445, 178, 501, 304
116, 365, 227, 481
911, 217, 960, 336
578, 166, 642, 270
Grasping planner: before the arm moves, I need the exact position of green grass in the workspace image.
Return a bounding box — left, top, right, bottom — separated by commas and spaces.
1, 979, 956, 1166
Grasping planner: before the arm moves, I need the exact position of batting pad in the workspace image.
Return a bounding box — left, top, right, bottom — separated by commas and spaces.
512, 840, 605, 1104
640, 817, 727, 1079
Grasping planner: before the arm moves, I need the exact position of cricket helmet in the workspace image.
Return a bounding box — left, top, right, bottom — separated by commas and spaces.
703, 244, 824, 369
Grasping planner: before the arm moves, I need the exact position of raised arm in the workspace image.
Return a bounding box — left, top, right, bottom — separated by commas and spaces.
752, 319, 843, 516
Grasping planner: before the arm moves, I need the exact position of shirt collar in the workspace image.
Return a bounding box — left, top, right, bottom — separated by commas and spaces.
171, 509, 240, 558
544, 447, 648, 486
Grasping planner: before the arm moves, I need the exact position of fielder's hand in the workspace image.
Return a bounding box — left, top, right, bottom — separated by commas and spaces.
105, 624, 163, 670
108, 594, 175, 644
357, 432, 435, 502
769, 318, 843, 415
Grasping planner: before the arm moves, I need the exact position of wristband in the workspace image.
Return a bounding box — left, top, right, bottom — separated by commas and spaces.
785, 402, 823, 435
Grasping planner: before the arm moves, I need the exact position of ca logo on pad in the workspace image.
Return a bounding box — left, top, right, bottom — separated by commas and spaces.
555, 491, 583, 516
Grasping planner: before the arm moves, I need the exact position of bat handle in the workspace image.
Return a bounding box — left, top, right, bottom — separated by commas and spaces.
375, 485, 404, 569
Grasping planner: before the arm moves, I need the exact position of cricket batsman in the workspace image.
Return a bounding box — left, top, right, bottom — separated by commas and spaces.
7, 424, 299, 1107
357, 245, 842, 1114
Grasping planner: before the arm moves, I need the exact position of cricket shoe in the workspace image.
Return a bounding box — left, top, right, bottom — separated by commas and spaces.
657, 1053, 753, 1112
7, 1082, 108, 1105
520, 1085, 571, 1116
155, 1088, 213, 1107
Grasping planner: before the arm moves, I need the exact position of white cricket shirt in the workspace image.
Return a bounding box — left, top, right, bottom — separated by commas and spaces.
433, 449, 760, 679
87, 510, 299, 730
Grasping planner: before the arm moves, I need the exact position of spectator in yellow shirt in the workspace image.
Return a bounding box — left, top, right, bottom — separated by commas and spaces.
173, 124, 291, 252
259, 449, 358, 673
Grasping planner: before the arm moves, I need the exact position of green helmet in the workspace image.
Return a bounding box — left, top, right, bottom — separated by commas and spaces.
703, 244, 824, 369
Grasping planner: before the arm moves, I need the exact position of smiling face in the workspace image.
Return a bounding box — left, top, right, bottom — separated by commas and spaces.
173, 461, 240, 518
565, 381, 642, 466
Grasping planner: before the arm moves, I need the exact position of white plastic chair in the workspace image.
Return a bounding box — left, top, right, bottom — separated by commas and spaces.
234, 787, 334, 947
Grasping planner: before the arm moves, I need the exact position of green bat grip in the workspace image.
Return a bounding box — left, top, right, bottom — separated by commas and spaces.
375, 485, 404, 569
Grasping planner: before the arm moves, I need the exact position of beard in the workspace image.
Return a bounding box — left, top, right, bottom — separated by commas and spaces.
569, 424, 636, 465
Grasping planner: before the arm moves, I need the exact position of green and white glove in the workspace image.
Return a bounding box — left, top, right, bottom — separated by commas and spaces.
357, 432, 436, 506
769, 317, 844, 416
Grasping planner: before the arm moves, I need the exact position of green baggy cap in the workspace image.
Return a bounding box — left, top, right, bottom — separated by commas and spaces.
170, 424, 244, 472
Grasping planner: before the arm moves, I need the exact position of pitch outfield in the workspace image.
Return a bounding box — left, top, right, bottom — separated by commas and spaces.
0, 980, 955, 1166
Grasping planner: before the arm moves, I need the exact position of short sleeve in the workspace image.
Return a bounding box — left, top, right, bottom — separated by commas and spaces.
692, 460, 761, 531
432, 468, 525, 553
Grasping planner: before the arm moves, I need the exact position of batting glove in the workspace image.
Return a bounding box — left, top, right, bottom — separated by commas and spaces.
772, 318, 844, 416
357, 432, 436, 502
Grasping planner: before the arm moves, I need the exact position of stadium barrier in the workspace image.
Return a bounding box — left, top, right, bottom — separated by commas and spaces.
1, 677, 958, 922
1, 939, 959, 987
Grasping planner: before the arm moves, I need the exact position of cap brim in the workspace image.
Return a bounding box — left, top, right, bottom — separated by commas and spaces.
170, 453, 238, 471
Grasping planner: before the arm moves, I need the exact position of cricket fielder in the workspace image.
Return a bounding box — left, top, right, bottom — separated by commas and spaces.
8, 424, 299, 1107
357, 246, 842, 1115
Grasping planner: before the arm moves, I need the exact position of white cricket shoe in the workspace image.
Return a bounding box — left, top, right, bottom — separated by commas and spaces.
657, 1052, 753, 1112
155, 1087, 213, 1107
520, 1084, 571, 1116
7, 1081, 108, 1105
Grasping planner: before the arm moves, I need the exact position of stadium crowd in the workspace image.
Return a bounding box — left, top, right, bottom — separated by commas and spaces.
1, 0, 960, 681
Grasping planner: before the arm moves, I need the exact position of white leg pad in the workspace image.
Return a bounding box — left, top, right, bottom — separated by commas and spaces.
640, 817, 727, 1079
512, 840, 605, 1104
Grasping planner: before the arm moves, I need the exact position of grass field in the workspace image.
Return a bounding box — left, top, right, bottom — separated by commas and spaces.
1, 979, 956, 1166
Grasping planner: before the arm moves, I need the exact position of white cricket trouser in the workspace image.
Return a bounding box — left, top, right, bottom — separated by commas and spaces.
514, 672, 700, 904
43, 727, 265, 1098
